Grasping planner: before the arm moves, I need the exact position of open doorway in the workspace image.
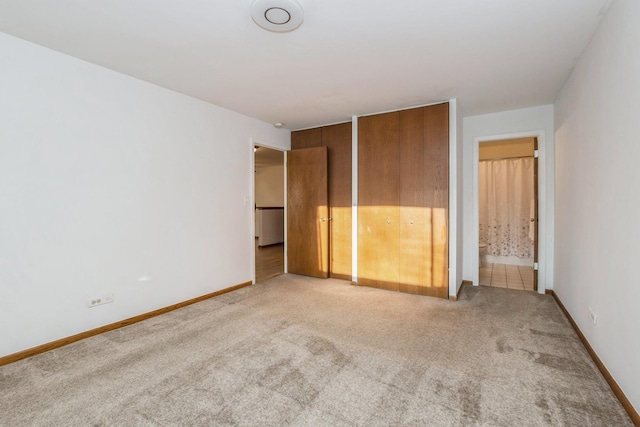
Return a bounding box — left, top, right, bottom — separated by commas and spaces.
254, 146, 285, 283
477, 138, 538, 291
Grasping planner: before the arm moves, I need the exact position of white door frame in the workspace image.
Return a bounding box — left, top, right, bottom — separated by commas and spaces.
472, 130, 548, 294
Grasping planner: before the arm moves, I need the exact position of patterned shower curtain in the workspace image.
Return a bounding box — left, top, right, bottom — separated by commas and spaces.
479, 157, 534, 258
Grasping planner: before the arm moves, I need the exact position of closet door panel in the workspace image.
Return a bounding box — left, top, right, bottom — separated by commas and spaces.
358, 112, 400, 207
358, 206, 400, 290
358, 112, 400, 290
430, 208, 448, 296
323, 122, 352, 280
424, 103, 449, 209
399, 107, 430, 294
291, 127, 322, 150
423, 103, 449, 297
287, 147, 329, 278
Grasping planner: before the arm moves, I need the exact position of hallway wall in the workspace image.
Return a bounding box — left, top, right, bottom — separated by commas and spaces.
554, 0, 640, 412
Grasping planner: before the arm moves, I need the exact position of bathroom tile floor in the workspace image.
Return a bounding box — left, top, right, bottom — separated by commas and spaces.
479, 263, 535, 291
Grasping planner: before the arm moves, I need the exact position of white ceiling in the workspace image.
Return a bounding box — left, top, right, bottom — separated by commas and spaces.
0, 0, 611, 130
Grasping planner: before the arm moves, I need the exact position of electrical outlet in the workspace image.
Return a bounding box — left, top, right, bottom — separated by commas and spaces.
88, 293, 114, 308
589, 307, 597, 325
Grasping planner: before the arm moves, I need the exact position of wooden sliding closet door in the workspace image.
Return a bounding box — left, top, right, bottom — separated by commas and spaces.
423, 103, 449, 297
398, 107, 430, 294
289, 104, 448, 297
358, 112, 400, 291
358, 103, 449, 298
398, 104, 449, 297
289, 123, 352, 280
323, 123, 352, 280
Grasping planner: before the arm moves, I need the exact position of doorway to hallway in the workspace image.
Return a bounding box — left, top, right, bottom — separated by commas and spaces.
254, 145, 285, 283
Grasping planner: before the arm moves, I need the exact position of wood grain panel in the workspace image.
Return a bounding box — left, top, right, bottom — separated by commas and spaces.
424, 103, 449, 209
291, 127, 322, 150
358, 112, 400, 290
358, 112, 400, 207
423, 103, 449, 297
429, 207, 448, 297
399, 107, 425, 208
255, 239, 284, 283
399, 107, 429, 294
357, 206, 400, 291
287, 147, 329, 278
322, 122, 352, 280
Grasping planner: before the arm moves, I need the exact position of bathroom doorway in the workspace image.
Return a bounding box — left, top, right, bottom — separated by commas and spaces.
478, 137, 538, 291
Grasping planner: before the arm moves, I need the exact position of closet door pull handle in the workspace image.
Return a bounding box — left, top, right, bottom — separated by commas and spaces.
386, 219, 391, 224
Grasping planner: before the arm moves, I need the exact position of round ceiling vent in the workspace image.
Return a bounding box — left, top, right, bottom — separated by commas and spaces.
251, 0, 304, 33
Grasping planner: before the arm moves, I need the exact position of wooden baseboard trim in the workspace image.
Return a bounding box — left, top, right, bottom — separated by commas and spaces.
449, 280, 471, 301
0, 281, 252, 367
548, 290, 639, 426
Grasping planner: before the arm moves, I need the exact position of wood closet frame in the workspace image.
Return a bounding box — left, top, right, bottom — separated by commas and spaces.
290, 103, 449, 299
290, 122, 353, 281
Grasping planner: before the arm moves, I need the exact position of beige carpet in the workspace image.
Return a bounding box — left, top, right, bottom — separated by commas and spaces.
0, 274, 632, 426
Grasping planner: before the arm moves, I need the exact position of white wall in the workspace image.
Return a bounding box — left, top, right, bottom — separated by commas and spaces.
463, 105, 554, 292
255, 165, 284, 207
0, 33, 289, 358
554, 0, 640, 412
